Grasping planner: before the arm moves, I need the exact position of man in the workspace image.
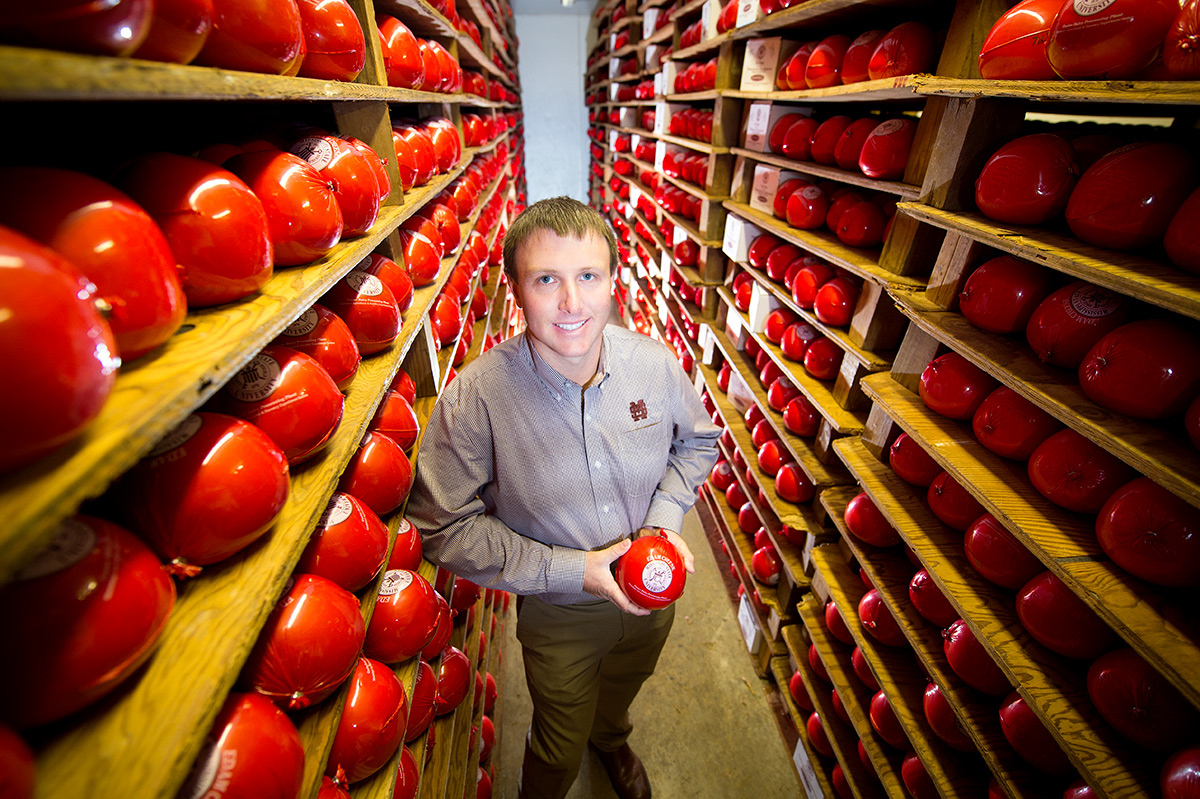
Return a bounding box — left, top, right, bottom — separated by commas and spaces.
406, 196, 720, 799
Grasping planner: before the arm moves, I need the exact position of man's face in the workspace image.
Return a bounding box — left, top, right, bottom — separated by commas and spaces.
511, 229, 613, 384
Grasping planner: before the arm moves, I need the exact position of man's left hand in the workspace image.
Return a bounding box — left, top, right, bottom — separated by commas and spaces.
635, 526, 695, 574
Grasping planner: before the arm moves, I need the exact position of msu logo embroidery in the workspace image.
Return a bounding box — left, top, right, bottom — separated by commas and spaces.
629, 399, 648, 421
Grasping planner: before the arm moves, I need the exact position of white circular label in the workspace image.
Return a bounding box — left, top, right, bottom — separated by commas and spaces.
641, 559, 674, 594
346, 271, 384, 297
873, 119, 906, 136
801, 186, 823, 200
320, 493, 355, 529
397, 518, 413, 535
290, 136, 335, 171
226, 352, 283, 403
282, 308, 319, 337
378, 569, 413, 596
1073, 0, 1117, 15
149, 413, 203, 458
16, 518, 96, 581
1068, 285, 1122, 319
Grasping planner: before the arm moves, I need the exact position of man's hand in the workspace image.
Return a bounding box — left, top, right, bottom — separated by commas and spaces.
583, 539, 651, 616
634, 526, 695, 574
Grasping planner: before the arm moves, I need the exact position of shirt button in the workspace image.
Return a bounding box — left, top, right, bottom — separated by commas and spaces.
594, 461, 602, 468
603, 505, 610, 513
585, 414, 592, 421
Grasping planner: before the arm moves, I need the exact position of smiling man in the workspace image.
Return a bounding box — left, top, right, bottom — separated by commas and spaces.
406, 197, 720, 799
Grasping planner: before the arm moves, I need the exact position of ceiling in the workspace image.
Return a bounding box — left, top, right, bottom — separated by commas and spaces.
509, 0, 597, 16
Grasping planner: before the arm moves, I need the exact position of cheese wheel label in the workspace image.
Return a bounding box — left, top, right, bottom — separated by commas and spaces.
872, 119, 906, 136
16, 518, 95, 581
226, 352, 282, 403
282, 308, 319, 337
321, 493, 355, 529
641, 558, 675, 594
290, 136, 335, 171
378, 569, 413, 596
149, 413, 204, 457
346, 270, 384, 297
1068, 284, 1123, 319
1073, 0, 1117, 16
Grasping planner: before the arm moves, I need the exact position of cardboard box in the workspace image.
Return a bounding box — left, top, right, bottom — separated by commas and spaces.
642, 9, 662, 39
735, 0, 762, 28
654, 140, 667, 173
608, 57, 621, 80
748, 163, 803, 215
722, 214, 764, 263
657, 101, 689, 136
747, 280, 782, 334
701, 0, 720, 42
618, 106, 637, 128
657, 61, 681, 97
742, 100, 811, 152
740, 38, 794, 92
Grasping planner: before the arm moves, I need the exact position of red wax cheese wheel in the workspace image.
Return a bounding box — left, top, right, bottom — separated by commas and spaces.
975, 133, 1080, 226
781, 117, 819, 161
1027, 428, 1137, 513
805, 34, 851, 89
964, 513, 1043, 589
1016, 570, 1118, 660
1079, 318, 1200, 419
339, 431, 414, 516
919, 352, 998, 420
770, 116, 804, 154
1166, 187, 1200, 273
979, 0, 1058, 80
272, 303, 361, 389
844, 491, 901, 547
909, 569, 958, 628
858, 118, 917, 181
365, 569, 441, 663
958, 255, 1055, 335
297, 492, 390, 592
213, 345, 344, 464
842, 30, 884, 84
1165, 0, 1200, 79
117, 412, 289, 575
297, 0, 367, 81
889, 432, 941, 487
322, 269, 402, 355
241, 573, 366, 709
616, 534, 687, 609
0, 166, 186, 361
998, 691, 1073, 775
1097, 477, 1200, 588
1066, 142, 1198, 251
868, 22, 936, 80
0, 516, 175, 728
1025, 280, 1132, 368
943, 618, 1010, 695
179, 693, 304, 799
1048, 0, 1179, 80
810, 116, 853, 166
858, 588, 907, 647
833, 118, 879, 172
1088, 647, 1200, 750
0, 226, 119, 473
972, 386, 1062, 461
924, 681, 973, 751
326, 657, 408, 783
195, 0, 304, 75
927, 471, 985, 532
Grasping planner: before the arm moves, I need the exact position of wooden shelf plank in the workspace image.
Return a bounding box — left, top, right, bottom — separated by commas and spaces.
791, 602, 906, 799
659, 131, 732, 155
819, 475, 1048, 799
810, 545, 986, 799
742, 264, 896, 372
770, 642, 843, 799
724, 200, 925, 291
832, 433, 1159, 799
861, 371, 1200, 718
892, 291, 1200, 514
34, 266, 454, 799
912, 76, 1200, 106
897, 203, 1200, 322
0, 203, 424, 584
729, 0, 931, 40
0, 45, 468, 103
731, 146, 922, 201
724, 75, 922, 103
709, 299, 867, 434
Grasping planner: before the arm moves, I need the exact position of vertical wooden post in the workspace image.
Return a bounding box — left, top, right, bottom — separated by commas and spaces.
333, 100, 403, 206
917, 96, 1024, 211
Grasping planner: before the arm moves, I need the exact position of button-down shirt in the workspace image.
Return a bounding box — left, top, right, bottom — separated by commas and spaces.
406, 324, 721, 605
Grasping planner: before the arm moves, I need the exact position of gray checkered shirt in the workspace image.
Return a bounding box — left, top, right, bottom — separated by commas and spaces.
406, 324, 720, 605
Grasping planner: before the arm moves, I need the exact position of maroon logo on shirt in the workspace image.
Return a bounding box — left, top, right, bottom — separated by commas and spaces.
629, 399, 648, 421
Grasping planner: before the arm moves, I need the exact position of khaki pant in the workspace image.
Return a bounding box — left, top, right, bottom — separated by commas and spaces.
516, 595, 675, 799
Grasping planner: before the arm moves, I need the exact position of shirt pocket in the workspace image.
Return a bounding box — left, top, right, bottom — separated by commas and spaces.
617, 419, 670, 498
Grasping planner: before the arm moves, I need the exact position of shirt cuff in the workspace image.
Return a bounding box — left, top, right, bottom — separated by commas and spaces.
643, 496, 685, 535
548, 546, 587, 596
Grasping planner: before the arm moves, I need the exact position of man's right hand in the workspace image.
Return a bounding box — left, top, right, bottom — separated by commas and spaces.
582, 539, 650, 616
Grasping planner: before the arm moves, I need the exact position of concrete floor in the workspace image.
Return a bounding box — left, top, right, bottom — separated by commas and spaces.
494, 507, 803, 799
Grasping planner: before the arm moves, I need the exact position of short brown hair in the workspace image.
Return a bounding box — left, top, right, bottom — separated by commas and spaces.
501, 196, 620, 281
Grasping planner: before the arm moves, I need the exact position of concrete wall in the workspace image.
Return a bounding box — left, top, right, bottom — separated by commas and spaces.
513, 14, 590, 203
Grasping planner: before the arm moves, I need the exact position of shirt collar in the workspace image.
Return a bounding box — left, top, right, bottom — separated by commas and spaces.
522, 327, 612, 398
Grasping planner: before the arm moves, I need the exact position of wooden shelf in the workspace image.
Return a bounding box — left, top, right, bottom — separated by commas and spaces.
724, 200, 925, 291
0, 45, 467, 103
790, 602, 904, 799
725, 75, 923, 103
730, 0, 933, 39
731, 146, 922, 201
861, 372, 1200, 716
709, 300, 866, 435
832, 434, 1159, 799
768, 652, 840, 799
892, 290, 1200, 514
897, 203, 1200, 322
912, 76, 1200, 106
819, 483, 1048, 799
665, 89, 722, 102
659, 131, 731, 155
810, 545, 987, 799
